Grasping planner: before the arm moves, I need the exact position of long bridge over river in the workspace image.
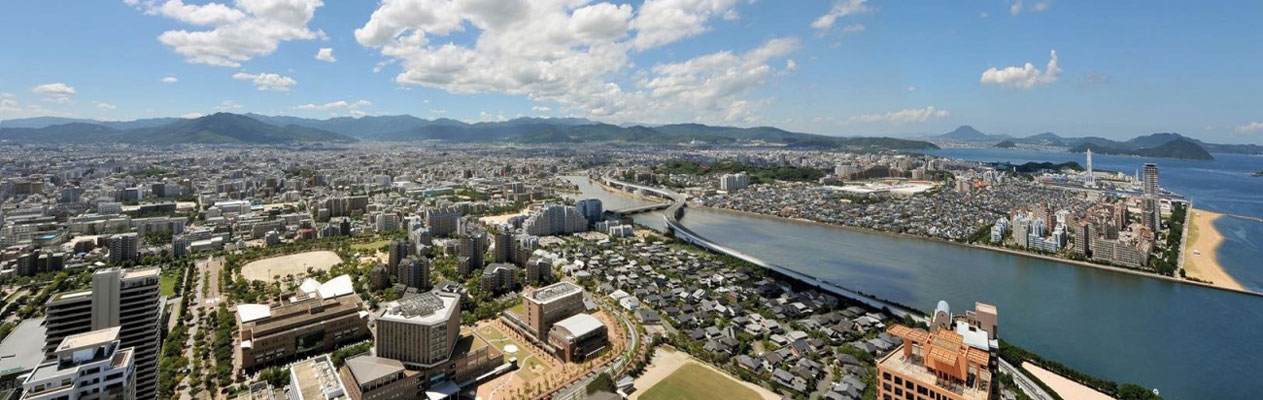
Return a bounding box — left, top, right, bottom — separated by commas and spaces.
596, 175, 928, 322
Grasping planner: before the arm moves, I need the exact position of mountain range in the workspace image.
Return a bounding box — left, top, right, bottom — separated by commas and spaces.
0, 113, 939, 150
932, 125, 1263, 160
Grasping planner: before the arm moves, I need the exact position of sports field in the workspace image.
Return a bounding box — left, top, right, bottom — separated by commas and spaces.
240, 251, 342, 282
638, 363, 764, 400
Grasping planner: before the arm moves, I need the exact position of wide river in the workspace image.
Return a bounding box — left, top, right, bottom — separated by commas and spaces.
565, 151, 1263, 400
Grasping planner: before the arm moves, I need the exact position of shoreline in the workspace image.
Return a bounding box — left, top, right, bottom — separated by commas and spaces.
1181, 209, 1244, 290
693, 205, 1263, 298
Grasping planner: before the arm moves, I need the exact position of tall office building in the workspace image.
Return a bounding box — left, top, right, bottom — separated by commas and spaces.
1075, 222, 1092, 256
458, 230, 488, 276
1142, 163, 1161, 233
719, 172, 749, 191
397, 256, 430, 290
107, 233, 139, 264
425, 208, 461, 237
1085, 149, 1095, 187
375, 292, 462, 368
491, 230, 512, 264
522, 205, 588, 236
522, 282, 585, 337
576, 199, 603, 227
387, 239, 413, 268
1142, 163, 1159, 197
43, 267, 161, 400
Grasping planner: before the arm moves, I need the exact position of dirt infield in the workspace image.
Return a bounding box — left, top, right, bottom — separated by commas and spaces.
240, 251, 342, 282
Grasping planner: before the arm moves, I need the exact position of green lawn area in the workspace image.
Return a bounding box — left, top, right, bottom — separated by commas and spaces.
639, 364, 763, 400
476, 325, 550, 381
159, 272, 179, 297
507, 301, 525, 316
351, 239, 391, 251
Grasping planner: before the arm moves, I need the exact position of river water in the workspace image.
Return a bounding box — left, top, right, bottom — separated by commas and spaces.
564, 165, 1263, 399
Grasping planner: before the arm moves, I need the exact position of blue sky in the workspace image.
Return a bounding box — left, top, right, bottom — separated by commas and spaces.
1, 0, 1261, 144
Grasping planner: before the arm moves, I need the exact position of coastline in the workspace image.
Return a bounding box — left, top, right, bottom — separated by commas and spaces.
1181, 209, 1244, 290
694, 205, 1263, 298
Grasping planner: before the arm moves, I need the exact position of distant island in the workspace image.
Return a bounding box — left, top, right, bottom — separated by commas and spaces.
0, 113, 939, 150
1068, 137, 1214, 160
1002, 161, 1084, 173
931, 126, 1249, 160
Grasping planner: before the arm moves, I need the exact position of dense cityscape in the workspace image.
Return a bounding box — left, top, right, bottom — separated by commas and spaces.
0, 141, 1211, 400
4, 1, 1263, 400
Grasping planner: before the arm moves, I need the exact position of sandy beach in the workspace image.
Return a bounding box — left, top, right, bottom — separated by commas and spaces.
1182, 209, 1244, 291
1022, 362, 1113, 400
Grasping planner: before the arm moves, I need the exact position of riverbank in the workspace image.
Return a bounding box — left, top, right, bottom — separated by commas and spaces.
697, 205, 1263, 298
1182, 209, 1245, 291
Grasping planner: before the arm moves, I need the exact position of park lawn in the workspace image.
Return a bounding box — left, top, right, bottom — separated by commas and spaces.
351, 239, 391, 251
507, 301, 525, 316
476, 325, 550, 382
639, 364, 763, 400
159, 272, 179, 297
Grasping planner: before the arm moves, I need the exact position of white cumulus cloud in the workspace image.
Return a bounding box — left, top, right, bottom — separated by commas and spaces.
315, 47, 336, 62
848, 106, 949, 125
133, 0, 326, 67
31, 83, 76, 105
811, 0, 870, 32
232, 72, 297, 91
162, 76, 179, 84
631, 0, 740, 50
95, 102, 118, 110
1009, 0, 1051, 16
295, 99, 372, 110
980, 49, 1061, 89
31, 83, 76, 95
355, 0, 795, 124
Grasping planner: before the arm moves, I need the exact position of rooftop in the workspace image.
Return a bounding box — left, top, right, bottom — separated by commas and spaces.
552, 313, 605, 338
380, 292, 459, 325
0, 317, 46, 376
528, 281, 582, 303
56, 326, 120, 354
344, 355, 404, 386
291, 355, 346, 400
878, 345, 990, 400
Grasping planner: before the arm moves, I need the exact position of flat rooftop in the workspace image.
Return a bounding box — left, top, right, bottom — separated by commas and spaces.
57, 327, 119, 353
123, 267, 160, 279
0, 317, 46, 376
528, 281, 582, 303
344, 355, 404, 386
291, 356, 346, 400
379, 292, 458, 325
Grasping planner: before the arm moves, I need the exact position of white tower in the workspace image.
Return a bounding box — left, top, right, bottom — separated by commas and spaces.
1085, 149, 1095, 187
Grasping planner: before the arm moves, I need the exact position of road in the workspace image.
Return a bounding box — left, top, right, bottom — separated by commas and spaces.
998, 358, 1054, 400
177, 256, 224, 400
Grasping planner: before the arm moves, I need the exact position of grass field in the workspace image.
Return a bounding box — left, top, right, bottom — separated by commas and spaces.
638, 364, 763, 400
476, 325, 551, 381
351, 239, 391, 251
159, 273, 178, 297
